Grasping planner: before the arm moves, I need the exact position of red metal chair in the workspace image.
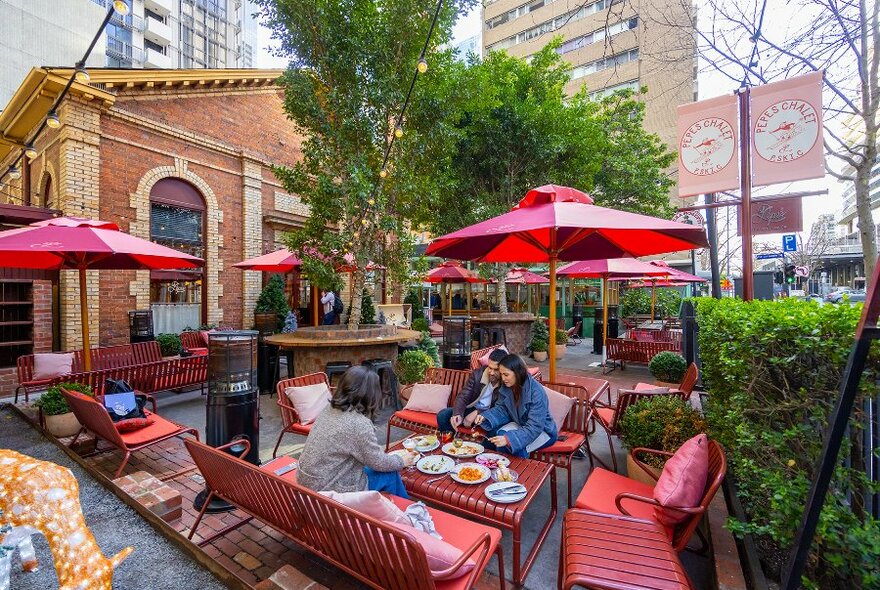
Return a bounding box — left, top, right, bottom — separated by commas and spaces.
272, 372, 331, 458
60, 387, 198, 478
565, 322, 582, 346
385, 367, 471, 449
632, 362, 699, 397
574, 441, 727, 553
586, 388, 690, 472
559, 510, 694, 590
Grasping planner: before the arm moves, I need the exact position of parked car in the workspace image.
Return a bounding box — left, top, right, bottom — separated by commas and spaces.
830, 289, 865, 303
825, 287, 854, 302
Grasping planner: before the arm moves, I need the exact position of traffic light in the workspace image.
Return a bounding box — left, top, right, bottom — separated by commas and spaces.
774, 270, 784, 284
784, 264, 796, 284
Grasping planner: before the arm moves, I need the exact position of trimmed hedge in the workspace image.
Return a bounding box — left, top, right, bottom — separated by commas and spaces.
696, 297, 879, 589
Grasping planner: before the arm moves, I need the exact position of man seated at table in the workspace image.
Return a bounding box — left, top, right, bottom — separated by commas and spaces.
437, 348, 507, 432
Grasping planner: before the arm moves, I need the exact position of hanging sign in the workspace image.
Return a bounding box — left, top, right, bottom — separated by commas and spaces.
751, 71, 825, 186
677, 94, 740, 198
736, 196, 804, 236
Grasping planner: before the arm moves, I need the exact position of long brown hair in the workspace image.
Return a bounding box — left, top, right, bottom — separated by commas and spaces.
331, 365, 382, 420
499, 354, 530, 405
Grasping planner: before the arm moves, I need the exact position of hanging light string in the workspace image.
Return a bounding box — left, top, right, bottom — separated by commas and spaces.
0, 1, 129, 187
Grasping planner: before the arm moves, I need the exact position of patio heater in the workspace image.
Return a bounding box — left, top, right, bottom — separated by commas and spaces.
127, 310, 154, 344
194, 330, 260, 513
442, 317, 471, 370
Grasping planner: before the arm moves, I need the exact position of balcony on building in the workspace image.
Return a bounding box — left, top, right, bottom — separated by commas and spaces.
144, 16, 172, 47
144, 0, 173, 17
145, 47, 172, 68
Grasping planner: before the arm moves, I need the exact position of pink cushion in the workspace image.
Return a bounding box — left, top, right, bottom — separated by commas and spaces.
388, 521, 476, 580
32, 352, 75, 380
285, 383, 332, 425
404, 383, 452, 413
652, 433, 709, 526
320, 490, 410, 526
199, 330, 212, 346
544, 387, 575, 431
634, 383, 670, 392
478, 346, 508, 366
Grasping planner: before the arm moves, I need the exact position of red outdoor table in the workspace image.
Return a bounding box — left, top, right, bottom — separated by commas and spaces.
392, 442, 557, 584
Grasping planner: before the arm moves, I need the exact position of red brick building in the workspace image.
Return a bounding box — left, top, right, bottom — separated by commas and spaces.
0, 67, 316, 396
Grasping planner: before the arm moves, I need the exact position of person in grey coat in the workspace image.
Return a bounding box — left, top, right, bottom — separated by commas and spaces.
474, 354, 557, 457
298, 366, 415, 496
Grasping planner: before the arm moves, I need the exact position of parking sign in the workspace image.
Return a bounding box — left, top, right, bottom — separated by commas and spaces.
782, 234, 797, 252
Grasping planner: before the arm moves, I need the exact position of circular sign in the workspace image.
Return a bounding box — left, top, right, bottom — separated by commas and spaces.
679, 117, 736, 176
672, 211, 705, 227
753, 100, 820, 163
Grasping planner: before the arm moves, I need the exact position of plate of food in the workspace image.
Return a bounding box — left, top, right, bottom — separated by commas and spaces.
412, 434, 440, 453
442, 441, 484, 458
450, 463, 491, 485
417, 455, 454, 475
475, 453, 510, 470
484, 482, 527, 503
491, 465, 519, 483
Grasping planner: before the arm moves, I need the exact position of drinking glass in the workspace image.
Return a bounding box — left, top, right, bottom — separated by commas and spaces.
440, 430, 454, 445
402, 438, 418, 469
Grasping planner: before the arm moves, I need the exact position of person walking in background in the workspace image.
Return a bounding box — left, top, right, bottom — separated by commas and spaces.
320, 289, 335, 325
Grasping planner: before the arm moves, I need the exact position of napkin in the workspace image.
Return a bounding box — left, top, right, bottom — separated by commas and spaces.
405, 502, 441, 539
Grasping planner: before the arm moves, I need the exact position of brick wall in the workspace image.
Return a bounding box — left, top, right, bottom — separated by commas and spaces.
0, 279, 55, 398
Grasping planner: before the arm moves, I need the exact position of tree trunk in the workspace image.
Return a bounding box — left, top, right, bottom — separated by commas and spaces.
348, 267, 366, 328
855, 158, 878, 289
495, 265, 509, 313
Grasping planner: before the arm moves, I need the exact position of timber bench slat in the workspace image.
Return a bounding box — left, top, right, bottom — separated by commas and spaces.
604, 338, 681, 372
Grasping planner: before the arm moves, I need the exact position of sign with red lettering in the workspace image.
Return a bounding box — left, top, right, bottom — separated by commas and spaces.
736, 196, 804, 236
677, 94, 739, 198
750, 71, 824, 186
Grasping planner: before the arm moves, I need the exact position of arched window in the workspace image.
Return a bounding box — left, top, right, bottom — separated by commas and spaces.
149, 178, 206, 331
42, 175, 53, 209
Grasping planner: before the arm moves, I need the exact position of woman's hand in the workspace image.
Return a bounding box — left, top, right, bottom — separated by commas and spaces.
488, 435, 509, 449
400, 451, 417, 467
473, 414, 485, 426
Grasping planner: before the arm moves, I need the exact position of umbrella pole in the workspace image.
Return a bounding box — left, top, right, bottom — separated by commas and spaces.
549, 255, 558, 382
516, 283, 521, 312
312, 285, 320, 326
602, 276, 609, 367
79, 267, 92, 372
651, 282, 656, 321
466, 283, 471, 315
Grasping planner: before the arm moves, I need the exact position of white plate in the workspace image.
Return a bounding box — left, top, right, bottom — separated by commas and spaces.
475, 453, 510, 470
416, 455, 454, 475
413, 437, 440, 452
442, 442, 485, 458
491, 468, 519, 483
449, 463, 491, 485
389, 449, 417, 460
485, 482, 528, 503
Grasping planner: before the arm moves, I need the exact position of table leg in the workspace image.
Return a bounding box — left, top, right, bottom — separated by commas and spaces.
513, 466, 558, 584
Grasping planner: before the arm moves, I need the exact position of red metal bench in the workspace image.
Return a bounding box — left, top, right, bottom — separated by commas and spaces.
603, 338, 681, 372
385, 367, 471, 448
271, 372, 331, 458
55, 355, 207, 398
185, 438, 504, 590
15, 342, 164, 403
60, 386, 199, 478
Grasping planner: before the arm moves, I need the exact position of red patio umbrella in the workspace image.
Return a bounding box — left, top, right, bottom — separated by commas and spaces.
647, 260, 706, 283
232, 248, 303, 272
427, 185, 708, 380
0, 217, 203, 370
493, 267, 549, 313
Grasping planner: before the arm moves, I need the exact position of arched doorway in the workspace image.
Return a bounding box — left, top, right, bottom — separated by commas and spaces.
149, 178, 206, 333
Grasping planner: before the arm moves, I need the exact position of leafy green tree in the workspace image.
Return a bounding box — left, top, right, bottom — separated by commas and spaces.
255, 274, 291, 326
256, 0, 474, 327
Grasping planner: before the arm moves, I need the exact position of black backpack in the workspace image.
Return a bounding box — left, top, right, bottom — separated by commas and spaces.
332, 292, 344, 316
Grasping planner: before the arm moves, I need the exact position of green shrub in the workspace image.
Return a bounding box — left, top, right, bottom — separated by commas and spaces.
417, 331, 440, 366
649, 351, 687, 383
156, 333, 182, 357
412, 317, 430, 333
530, 318, 550, 345
36, 382, 94, 416
555, 329, 568, 345
395, 350, 433, 385
696, 297, 879, 588
618, 396, 706, 468
255, 275, 290, 328
620, 288, 682, 318
530, 338, 548, 352
405, 289, 425, 321
360, 292, 376, 324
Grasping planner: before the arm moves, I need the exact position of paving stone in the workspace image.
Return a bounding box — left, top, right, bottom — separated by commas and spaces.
268, 564, 329, 590
112, 470, 182, 523
233, 550, 262, 571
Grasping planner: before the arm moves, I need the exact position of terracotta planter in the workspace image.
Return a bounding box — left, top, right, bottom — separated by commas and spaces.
555, 344, 567, 359
533, 350, 548, 362
626, 452, 662, 486
45, 412, 82, 438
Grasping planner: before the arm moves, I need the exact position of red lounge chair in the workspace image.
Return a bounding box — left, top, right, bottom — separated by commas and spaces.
60, 387, 199, 478
574, 442, 727, 552
559, 510, 694, 590
632, 362, 699, 396
385, 368, 471, 448
272, 372, 331, 458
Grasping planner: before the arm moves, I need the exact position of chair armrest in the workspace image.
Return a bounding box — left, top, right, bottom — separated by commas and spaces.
430, 531, 492, 581
615, 492, 661, 516
588, 387, 611, 406
144, 394, 157, 414
275, 395, 302, 424
630, 447, 674, 482
214, 439, 250, 459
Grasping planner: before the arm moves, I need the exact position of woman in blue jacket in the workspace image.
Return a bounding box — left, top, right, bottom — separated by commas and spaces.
473, 354, 557, 457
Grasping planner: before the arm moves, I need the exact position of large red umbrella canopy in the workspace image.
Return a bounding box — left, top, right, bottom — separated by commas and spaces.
233, 248, 302, 272
0, 217, 203, 370
556, 258, 671, 279
646, 260, 706, 283
424, 261, 486, 284
427, 185, 708, 379
501, 267, 549, 284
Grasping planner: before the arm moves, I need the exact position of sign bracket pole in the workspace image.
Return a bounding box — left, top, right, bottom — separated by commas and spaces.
739, 87, 755, 301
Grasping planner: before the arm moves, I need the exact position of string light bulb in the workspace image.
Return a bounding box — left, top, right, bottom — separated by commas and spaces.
75, 64, 90, 83
361, 218, 368, 225
46, 111, 61, 128
379, 168, 387, 178
24, 144, 37, 159
394, 124, 403, 138
417, 58, 428, 74
368, 198, 375, 206
7, 166, 20, 180
113, 0, 129, 15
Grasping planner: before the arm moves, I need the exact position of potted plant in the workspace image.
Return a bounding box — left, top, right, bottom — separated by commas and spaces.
411, 317, 429, 333
531, 338, 548, 362
156, 333, 182, 357
555, 329, 568, 359
618, 395, 707, 485
394, 349, 433, 385
648, 351, 688, 387
255, 274, 290, 333
36, 382, 95, 438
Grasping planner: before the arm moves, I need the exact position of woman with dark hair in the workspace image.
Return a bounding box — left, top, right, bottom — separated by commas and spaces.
473, 354, 557, 457
298, 365, 414, 496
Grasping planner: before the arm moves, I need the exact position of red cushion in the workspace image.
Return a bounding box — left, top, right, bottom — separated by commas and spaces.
392, 409, 440, 428
114, 417, 155, 433
534, 432, 585, 455
388, 496, 501, 590
595, 407, 616, 427
575, 468, 673, 539
633, 382, 657, 391
188, 347, 208, 356
653, 434, 709, 526
119, 412, 186, 446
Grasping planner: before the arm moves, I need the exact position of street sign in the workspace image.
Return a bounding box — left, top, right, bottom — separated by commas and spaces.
757, 252, 784, 260
782, 234, 798, 252
795, 265, 809, 278
789, 289, 806, 297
